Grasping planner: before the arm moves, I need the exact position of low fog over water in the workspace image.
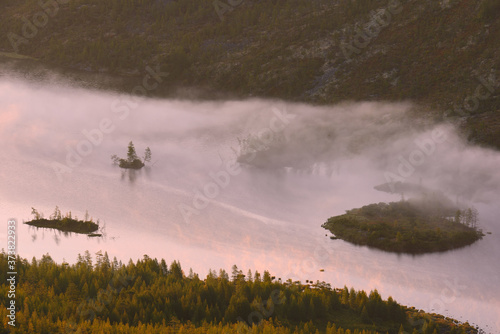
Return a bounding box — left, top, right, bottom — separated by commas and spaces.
1, 77, 499, 332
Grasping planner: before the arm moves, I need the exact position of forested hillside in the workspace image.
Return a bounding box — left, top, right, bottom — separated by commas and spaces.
0, 251, 478, 333
1, 0, 499, 148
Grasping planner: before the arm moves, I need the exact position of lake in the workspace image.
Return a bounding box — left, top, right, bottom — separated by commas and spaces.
1, 77, 499, 333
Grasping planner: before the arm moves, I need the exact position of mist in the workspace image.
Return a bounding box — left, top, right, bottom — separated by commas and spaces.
1, 76, 500, 331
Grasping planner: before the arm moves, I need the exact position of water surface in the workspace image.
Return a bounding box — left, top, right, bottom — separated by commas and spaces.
0, 78, 499, 332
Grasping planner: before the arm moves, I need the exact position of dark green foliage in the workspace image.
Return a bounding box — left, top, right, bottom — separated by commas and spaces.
1, 0, 498, 148
322, 201, 484, 254
118, 158, 144, 169
0, 252, 478, 333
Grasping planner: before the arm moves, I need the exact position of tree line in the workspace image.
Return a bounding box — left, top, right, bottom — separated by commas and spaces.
0, 251, 477, 333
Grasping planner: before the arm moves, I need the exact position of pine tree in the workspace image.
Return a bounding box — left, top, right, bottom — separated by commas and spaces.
111, 154, 120, 165
143, 147, 152, 163
127, 141, 139, 162
361, 306, 370, 323
31, 207, 42, 220
231, 265, 242, 282
247, 269, 253, 282
341, 286, 349, 305
470, 207, 479, 229
464, 208, 474, 227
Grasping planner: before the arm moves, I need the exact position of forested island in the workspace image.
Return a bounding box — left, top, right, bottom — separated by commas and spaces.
24, 207, 99, 235
322, 201, 484, 254
111, 141, 151, 169
0, 252, 478, 334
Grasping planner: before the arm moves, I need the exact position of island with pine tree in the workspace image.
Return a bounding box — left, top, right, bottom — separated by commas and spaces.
322, 199, 484, 254
111, 141, 151, 169
25, 207, 100, 235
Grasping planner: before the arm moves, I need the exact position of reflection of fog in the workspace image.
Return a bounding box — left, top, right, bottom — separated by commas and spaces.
1, 77, 499, 332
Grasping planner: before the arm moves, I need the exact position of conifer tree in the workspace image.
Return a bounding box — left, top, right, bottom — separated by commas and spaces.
127, 141, 139, 163
143, 147, 152, 163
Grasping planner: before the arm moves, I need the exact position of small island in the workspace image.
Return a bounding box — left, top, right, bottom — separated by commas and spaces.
25, 207, 100, 235
111, 141, 151, 169
322, 199, 484, 254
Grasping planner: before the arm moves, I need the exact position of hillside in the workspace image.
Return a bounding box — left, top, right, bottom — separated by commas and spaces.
0, 252, 478, 333
1, 0, 499, 147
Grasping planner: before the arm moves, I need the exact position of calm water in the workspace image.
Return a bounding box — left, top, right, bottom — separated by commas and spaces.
1, 77, 499, 332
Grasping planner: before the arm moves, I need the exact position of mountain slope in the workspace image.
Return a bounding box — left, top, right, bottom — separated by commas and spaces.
1, 0, 499, 147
